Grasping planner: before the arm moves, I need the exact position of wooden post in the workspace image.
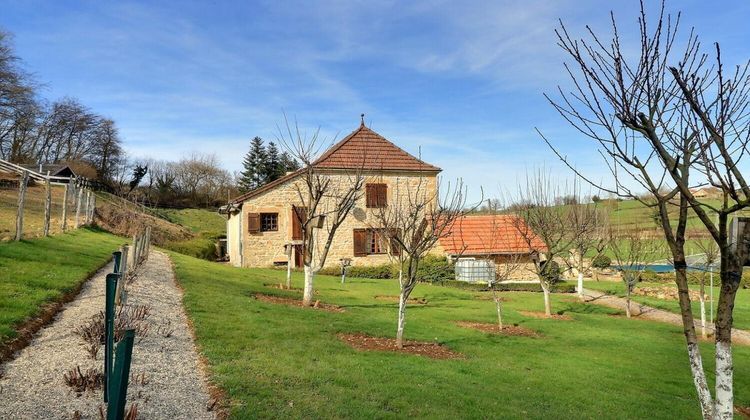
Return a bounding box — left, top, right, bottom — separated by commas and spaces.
15, 171, 29, 241
75, 186, 84, 228
43, 173, 51, 237
132, 234, 139, 267
88, 193, 96, 224
84, 189, 91, 225
61, 181, 69, 232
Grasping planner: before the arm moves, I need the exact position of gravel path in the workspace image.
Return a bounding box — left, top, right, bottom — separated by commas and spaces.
0, 251, 215, 419
581, 288, 750, 345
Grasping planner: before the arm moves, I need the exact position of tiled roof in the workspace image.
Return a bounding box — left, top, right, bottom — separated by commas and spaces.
313, 124, 441, 172
439, 214, 547, 255
230, 123, 440, 204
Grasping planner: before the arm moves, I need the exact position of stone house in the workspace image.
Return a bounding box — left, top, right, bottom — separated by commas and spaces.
222, 122, 441, 269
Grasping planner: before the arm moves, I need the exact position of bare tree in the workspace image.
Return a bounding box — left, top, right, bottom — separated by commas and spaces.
567, 200, 610, 297
276, 117, 365, 306
609, 225, 663, 318
375, 177, 477, 348
478, 200, 524, 331
511, 171, 578, 317
542, 2, 750, 416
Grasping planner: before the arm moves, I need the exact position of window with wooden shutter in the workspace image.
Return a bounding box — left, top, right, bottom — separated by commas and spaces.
247, 213, 260, 234
353, 229, 368, 256
366, 183, 387, 208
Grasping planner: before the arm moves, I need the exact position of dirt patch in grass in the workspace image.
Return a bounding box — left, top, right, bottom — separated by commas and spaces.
338, 333, 461, 359
519, 310, 572, 321
455, 321, 540, 337
472, 294, 508, 302
373, 295, 428, 305
735, 405, 750, 418
263, 283, 304, 292
252, 293, 344, 312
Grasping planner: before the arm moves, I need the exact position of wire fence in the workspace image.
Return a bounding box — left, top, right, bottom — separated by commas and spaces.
0, 174, 95, 241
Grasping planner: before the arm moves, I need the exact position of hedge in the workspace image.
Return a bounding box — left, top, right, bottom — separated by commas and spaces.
319, 255, 455, 282
434, 280, 576, 293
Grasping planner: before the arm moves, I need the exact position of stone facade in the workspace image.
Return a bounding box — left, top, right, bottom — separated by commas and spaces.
228, 169, 438, 269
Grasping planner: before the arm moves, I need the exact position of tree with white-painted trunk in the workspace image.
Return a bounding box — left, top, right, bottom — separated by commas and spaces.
543, 2, 750, 417
375, 177, 477, 348
693, 239, 719, 339
276, 116, 365, 306
567, 201, 609, 298
609, 225, 663, 318
511, 171, 578, 317
478, 200, 525, 331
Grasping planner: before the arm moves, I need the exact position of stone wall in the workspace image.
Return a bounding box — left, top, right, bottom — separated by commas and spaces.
236, 169, 438, 268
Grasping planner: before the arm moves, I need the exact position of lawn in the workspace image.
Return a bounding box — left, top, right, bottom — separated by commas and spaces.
170, 251, 750, 419
584, 279, 750, 331
0, 228, 125, 346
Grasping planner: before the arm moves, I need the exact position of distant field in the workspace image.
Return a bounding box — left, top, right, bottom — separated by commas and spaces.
0, 183, 77, 241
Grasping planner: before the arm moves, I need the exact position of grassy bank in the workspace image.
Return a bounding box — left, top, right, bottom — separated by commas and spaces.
0, 228, 125, 346
170, 252, 750, 418
155, 208, 225, 260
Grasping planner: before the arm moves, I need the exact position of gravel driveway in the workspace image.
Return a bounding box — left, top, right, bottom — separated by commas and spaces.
0, 251, 215, 419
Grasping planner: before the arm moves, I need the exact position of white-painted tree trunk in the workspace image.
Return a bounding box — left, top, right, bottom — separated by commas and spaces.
714, 341, 733, 419
687, 342, 714, 419
626, 289, 632, 318
577, 272, 584, 298
495, 297, 503, 331
286, 262, 292, 289
699, 298, 707, 339
542, 284, 552, 316
303, 265, 315, 306
396, 290, 407, 348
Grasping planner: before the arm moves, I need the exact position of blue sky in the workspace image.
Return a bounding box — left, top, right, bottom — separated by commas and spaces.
2, 0, 749, 201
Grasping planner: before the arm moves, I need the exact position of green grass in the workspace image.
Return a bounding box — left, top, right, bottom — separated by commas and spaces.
585, 280, 750, 331
170, 251, 750, 419
0, 228, 125, 345
155, 208, 225, 260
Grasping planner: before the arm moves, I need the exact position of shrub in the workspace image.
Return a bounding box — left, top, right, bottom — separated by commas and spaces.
348, 264, 394, 279
541, 260, 562, 283
591, 255, 611, 269
435, 280, 576, 293
415, 255, 454, 283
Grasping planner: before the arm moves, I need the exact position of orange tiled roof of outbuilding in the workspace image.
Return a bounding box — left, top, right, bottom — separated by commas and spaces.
439, 214, 547, 256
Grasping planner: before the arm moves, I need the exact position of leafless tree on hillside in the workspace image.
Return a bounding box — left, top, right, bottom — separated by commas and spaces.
542, 2, 750, 416
375, 176, 478, 348
276, 116, 366, 306
609, 225, 664, 318
511, 171, 579, 317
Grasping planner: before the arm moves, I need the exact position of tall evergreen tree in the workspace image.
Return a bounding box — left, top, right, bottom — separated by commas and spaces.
238, 136, 267, 193
280, 151, 300, 172
264, 141, 284, 182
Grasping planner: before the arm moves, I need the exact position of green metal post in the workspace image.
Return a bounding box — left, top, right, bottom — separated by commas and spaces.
108, 329, 135, 420
112, 251, 122, 274
104, 273, 118, 402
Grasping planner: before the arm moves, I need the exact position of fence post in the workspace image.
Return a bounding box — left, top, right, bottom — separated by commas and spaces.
43, 173, 51, 237
61, 181, 69, 232
116, 246, 129, 305
84, 190, 91, 225
89, 193, 96, 224
108, 329, 135, 420
15, 171, 29, 241
112, 251, 122, 273
104, 273, 118, 403
132, 234, 139, 267
75, 185, 84, 228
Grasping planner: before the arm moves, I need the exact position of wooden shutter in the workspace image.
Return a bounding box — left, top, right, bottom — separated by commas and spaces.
247, 213, 260, 234
292, 206, 307, 240
366, 184, 376, 208
376, 184, 387, 207
353, 229, 368, 256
